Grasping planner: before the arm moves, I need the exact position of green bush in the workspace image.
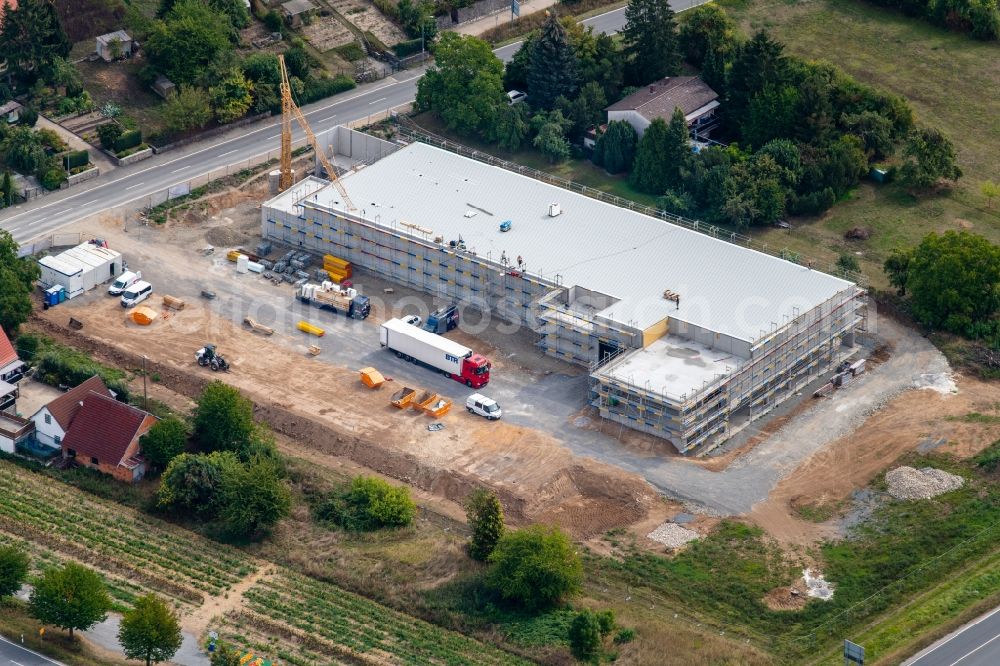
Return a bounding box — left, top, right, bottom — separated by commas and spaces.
113, 129, 142, 153
35, 340, 131, 401
14, 332, 40, 361
315, 475, 416, 531
299, 75, 356, 104
97, 123, 122, 150
487, 524, 583, 611
614, 627, 635, 644
393, 38, 424, 57
263, 8, 283, 32
63, 149, 90, 171
373, 0, 400, 19
17, 107, 38, 127
40, 166, 67, 190
568, 610, 602, 662
974, 440, 1000, 472
333, 42, 366, 62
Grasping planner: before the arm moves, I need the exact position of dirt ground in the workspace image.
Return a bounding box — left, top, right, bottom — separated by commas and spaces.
749, 373, 1000, 546
301, 14, 356, 52
329, 0, 406, 46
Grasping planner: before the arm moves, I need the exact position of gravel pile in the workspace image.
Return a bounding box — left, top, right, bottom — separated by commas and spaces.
886, 466, 964, 500
647, 522, 699, 549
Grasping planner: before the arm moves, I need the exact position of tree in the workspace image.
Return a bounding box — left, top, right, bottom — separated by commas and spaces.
140, 417, 189, 471
630, 117, 674, 194
0, 545, 29, 598
836, 253, 860, 276
899, 127, 963, 190
1, 126, 46, 173
416, 33, 505, 139
982, 180, 1000, 209
906, 231, 1000, 334
29, 563, 111, 638
97, 122, 123, 150
145, 0, 233, 86
209, 641, 243, 666
315, 476, 416, 531
0, 0, 71, 84
157, 451, 240, 516
218, 455, 292, 538
678, 3, 736, 67
0, 229, 41, 336
566, 81, 607, 140
194, 381, 256, 453
883, 248, 912, 296
242, 53, 282, 86
726, 31, 786, 124
0, 171, 14, 208
621, 0, 680, 85
489, 103, 529, 151
593, 120, 637, 174
527, 12, 579, 110
160, 85, 212, 133
210, 69, 254, 124
533, 121, 570, 163
723, 154, 787, 228
465, 488, 504, 561
487, 524, 582, 610
565, 24, 623, 101
568, 610, 602, 662
118, 594, 182, 666
47, 57, 83, 94
503, 33, 535, 93
841, 110, 895, 160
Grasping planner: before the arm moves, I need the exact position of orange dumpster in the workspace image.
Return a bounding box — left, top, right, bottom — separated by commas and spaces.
390, 387, 416, 408
359, 367, 385, 389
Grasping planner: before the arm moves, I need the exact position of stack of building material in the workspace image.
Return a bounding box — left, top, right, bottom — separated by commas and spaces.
162, 295, 186, 310
297, 321, 324, 336
323, 254, 352, 283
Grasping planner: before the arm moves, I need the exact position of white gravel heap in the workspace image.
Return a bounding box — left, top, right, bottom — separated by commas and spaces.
886, 466, 964, 500
647, 522, 699, 549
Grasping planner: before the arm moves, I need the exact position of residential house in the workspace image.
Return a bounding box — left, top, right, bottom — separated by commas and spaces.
605, 76, 720, 139
0, 100, 21, 124
0, 381, 17, 414
0, 412, 33, 455
30, 375, 111, 448
0, 326, 25, 384
95, 30, 133, 62
60, 392, 157, 482
281, 0, 316, 27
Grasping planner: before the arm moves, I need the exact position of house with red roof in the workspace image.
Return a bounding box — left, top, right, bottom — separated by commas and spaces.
60, 391, 157, 482
0, 326, 25, 384
31, 375, 112, 449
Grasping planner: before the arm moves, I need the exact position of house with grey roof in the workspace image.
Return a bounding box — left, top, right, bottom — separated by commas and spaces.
606, 76, 720, 138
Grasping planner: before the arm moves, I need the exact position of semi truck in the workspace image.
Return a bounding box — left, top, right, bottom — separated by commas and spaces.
380, 317, 491, 388
297, 282, 370, 320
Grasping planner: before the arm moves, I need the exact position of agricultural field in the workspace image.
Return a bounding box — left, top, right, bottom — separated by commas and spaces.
719, 0, 1000, 287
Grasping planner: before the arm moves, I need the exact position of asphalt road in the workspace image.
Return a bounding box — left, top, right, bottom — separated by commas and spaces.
0, 635, 63, 666
0, 2, 708, 245
904, 605, 1000, 666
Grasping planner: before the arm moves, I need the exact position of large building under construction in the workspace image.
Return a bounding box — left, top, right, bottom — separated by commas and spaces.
262, 131, 865, 454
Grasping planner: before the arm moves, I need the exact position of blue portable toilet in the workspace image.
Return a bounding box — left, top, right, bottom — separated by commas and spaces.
500, 220, 512, 232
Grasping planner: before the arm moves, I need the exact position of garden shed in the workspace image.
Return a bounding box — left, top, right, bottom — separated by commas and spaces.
96, 30, 133, 62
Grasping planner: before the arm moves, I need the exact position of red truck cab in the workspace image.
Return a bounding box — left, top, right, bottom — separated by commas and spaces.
460, 354, 491, 388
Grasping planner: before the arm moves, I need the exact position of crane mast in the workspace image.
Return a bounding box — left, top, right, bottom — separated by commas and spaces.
278, 55, 355, 211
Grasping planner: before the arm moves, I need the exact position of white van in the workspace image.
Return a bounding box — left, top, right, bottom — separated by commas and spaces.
120, 281, 152, 308
108, 270, 142, 296
466, 393, 502, 420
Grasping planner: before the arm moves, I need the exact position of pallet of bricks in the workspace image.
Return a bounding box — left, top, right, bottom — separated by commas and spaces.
323, 255, 352, 283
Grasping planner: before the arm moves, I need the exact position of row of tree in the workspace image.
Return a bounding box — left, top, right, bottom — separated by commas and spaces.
0, 548, 182, 666
864, 0, 1000, 39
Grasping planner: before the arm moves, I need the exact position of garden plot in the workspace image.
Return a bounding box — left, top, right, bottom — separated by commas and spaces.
330, 0, 406, 46
301, 13, 355, 52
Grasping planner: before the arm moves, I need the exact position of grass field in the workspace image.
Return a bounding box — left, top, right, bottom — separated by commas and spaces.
718, 0, 1000, 287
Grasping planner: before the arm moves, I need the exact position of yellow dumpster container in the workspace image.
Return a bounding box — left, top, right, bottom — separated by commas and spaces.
297, 320, 325, 337
129, 305, 159, 326
359, 367, 385, 389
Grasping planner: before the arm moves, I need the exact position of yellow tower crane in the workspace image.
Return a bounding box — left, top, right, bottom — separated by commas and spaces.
278, 54, 355, 211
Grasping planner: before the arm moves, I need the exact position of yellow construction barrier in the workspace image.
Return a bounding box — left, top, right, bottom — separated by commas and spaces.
227, 250, 243, 262
297, 321, 325, 337
359, 367, 385, 389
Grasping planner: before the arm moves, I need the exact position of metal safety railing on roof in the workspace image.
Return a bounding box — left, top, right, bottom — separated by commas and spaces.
388, 117, 868, 288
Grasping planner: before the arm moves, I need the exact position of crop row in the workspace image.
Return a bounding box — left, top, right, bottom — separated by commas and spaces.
0, 463, 254, 596
244, 574, 532, 666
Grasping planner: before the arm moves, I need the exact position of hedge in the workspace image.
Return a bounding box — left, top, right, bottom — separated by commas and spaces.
393, 38, 424, 57
113, 129, 142, 153
300, 75, 356, 104
63, 149, 89, 171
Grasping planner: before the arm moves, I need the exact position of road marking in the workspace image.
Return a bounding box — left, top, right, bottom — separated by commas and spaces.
12, 660, 26, 666
368, 97, 387, 105
266, 134, 280, 140
53, 209, 72, 216
171, 165, 192, 173
219, 149, 238, 157
0, 635, 62, 664
948, 632, 1000, 665
907, 606, 1000, 664
125, 182, 145, 190
319, 114, 337, 122
81, 199, 99, 206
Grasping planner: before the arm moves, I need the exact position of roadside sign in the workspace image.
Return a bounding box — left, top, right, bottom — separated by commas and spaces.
844, 640, 864, 665
512, 0, 519, 16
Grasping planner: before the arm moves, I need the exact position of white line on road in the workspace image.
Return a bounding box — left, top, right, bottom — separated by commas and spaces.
170, 165, 192, 173
907, 606, 1000, 665
81, 200, 99, 206
948, 632, 1000, 665
53, 209, 71, 216
124, 182, 145, 190
0, 635, 62, 665
12, 660, 26, 666
219, 149, 238, 157
368, 97, 387, 105
319, 114, 337, 122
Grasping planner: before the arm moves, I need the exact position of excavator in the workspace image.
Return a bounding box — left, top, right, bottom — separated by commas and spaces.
277, 54, 355, 212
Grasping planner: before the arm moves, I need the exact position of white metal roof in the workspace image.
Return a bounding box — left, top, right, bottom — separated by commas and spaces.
300, 143, 855, 342
381, 318, 472, 358
38, 255, 83, 276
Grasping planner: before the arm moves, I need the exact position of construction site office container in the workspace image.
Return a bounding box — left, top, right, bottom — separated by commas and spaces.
38, 243, 123, 297
38, 255, 85, 297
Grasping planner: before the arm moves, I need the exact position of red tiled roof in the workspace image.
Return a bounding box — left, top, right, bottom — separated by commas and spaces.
61, 392, 154, 467
0, 0, 17, 23
44, 375, 111, 430
0, 327, 17, 369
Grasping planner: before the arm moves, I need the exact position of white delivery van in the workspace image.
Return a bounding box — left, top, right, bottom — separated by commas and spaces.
466, 393, 502, 420
108, 270, 142, 296
120, 281, 152, 308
